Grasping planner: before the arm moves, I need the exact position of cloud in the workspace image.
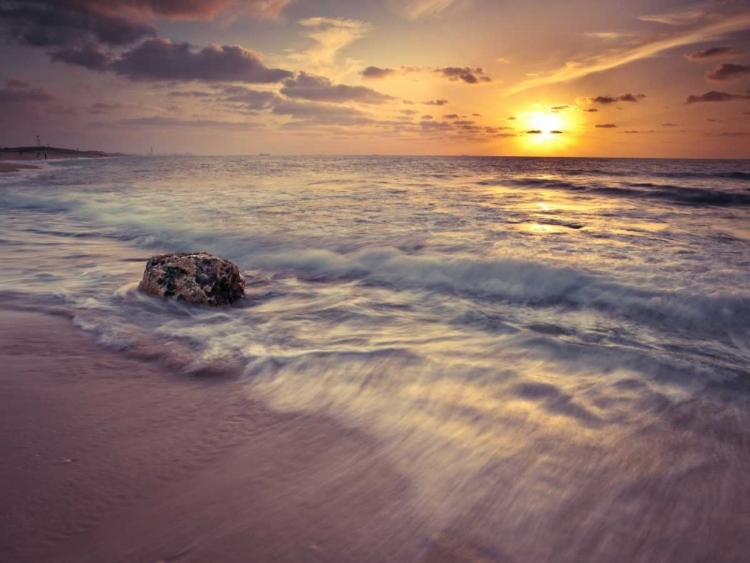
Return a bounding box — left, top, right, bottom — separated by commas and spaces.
272, 99, 372, 125
526, 130, 543, 134
420, 120, 453, 131
422, 114, 434, 120
582, 108, 599, 112
660, 123, 679, 127
550, 105, 570, 111
110, 39, 293, 83
686, 90, 750, 104
89, 102, 126, 114
584, 93, 645, 104
424, 99, 449, 106
0, 85, 54, 103
706, 63, 750, 81
51, 43, 112, 71
167, 90, 213, 98
685, 46, 742, 61
6, 78, 29, 89
509, 10, 750, 94
217, 86, 281, 110
387, 0, 458, 20
585, 32, 632, 40
0, 0, 289, 50
119, 115, 262, 128
291, 17, 371, 72
443, 113, 459, 119
596, 123, 617, 128
435, 67, 492, 84
280, 72, 395, 104
639, 8, 708, 26
361, 66, 397, 79
400, 109, 418, 116
0, 1, 156, 48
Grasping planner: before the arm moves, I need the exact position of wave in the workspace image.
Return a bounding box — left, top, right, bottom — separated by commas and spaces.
481, 177, 750, 206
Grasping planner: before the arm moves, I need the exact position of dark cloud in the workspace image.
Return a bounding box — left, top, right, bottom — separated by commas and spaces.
706, 63, 750, 81
424, 99, 449, 106
361, 66, 396, 79
421, 114, 433, 120
596, 123, 617, 128
454, 120, 475, 126
686, 90, 750, 103
217, 86, 280, 110
420, 121, 453, 131
586, 93, 645, 104
550, 130, 563, 134
685, 46, 741, 61
111, 39, 293, 83
582, 108, 599, 112
6, 78, 29, 89
0, 0, 288, 51
527, 130, 542, 134
507, 116, 516, 120
51, 42, 111, 71
623, 130, 654, 134
660, 123, 678, 127
167, 90, 213, 98
0, 1, 155, 48
0, 85, 54, 103
400, 109, 418, 116
435, 67, 492, 84
280, 72, 395, 104
443, 114, 459, 119
89, 102, 125, 114
272, 99, 371, 125
550, 105, 570, 111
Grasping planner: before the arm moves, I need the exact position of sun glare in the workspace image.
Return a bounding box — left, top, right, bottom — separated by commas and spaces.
529, 111, 564, 134
519, 110, 576, 151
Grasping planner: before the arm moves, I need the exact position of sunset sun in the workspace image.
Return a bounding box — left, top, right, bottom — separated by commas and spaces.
528, 111, 565, 135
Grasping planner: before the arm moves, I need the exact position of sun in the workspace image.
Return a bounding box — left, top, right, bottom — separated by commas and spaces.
516, 109, 577, 152
528, 111, 564, 135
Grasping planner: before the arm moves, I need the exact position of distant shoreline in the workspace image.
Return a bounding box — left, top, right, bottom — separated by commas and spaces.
0, 146, 112, 173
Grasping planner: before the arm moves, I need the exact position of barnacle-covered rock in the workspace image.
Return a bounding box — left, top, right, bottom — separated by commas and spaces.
138, 253, 245, 306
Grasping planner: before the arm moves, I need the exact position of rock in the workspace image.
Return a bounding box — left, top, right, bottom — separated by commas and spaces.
138, 253, 245, 306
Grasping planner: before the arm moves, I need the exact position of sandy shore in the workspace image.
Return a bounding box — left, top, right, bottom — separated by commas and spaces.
0, 310, 488, 562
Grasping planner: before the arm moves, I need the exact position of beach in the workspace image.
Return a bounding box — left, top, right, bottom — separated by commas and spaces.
1, 155, 749, 562
1, 309, 472, 563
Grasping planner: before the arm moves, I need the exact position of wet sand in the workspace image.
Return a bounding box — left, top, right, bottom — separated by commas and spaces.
0, 310, 484, 563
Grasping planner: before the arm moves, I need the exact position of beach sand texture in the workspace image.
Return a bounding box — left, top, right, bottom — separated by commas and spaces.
1, 310, 490, 563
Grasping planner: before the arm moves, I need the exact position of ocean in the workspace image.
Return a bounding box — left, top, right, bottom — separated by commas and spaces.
1, 156, 749, 561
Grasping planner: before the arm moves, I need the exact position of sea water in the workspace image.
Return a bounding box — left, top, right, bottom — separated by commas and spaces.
1, 156, 749, 561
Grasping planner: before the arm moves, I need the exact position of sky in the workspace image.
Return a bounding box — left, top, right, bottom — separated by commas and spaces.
0, 0, 749, 157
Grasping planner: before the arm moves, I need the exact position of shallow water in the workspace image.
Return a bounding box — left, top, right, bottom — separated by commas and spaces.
2, 156, 749, 561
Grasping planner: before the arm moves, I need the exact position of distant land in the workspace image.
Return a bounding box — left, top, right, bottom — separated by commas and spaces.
0, 146, 115, 173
